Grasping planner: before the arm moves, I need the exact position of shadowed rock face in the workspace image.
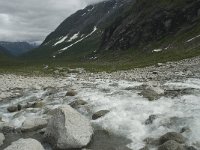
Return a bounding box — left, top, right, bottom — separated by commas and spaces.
27, 0, 134, 59
42, 0, 133, 46
0, 46, 10, 58
158, 140, 184, 150
100, 0, 200, 51
86, 130, 131, 150
159, 132, 186, 144
28, 0, 200, 61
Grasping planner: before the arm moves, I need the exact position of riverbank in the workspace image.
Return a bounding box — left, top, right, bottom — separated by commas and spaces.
0, 56, 200, 150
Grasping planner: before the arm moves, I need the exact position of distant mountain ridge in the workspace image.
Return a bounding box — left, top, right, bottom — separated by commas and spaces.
0, 45, 11, 61
0, 41, 37, 56
0, 45, 9, 55
26, 0, 200, 63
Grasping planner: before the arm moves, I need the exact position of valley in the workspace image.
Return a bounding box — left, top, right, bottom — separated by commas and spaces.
1, 0, 200, 150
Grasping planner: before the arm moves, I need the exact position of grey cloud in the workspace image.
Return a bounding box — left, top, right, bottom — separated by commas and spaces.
0, 0, 106, 44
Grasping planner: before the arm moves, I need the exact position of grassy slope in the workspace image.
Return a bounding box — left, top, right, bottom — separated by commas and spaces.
2, 23, 200, 73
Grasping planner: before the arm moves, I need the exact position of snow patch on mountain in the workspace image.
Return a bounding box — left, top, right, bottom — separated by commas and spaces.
186, 34, 200, 43
58, 27, 97, 54
54, 35, 68, 46
68, 32, 80, 42
152, 49, 162, 53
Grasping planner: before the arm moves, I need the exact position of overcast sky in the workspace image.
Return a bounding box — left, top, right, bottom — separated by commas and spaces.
0, 0, 105, 44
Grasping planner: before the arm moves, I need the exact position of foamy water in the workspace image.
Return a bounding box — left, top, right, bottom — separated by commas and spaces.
0, 76, 200, 149
78, 78, 200, 149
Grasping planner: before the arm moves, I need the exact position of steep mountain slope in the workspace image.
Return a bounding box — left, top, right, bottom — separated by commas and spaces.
101, 0, 200, 51
0, 45, 10, 57
26, 0, 134, 60
0, 45, 12, 63
27, 0, 200, 64
0, 41, 37, 56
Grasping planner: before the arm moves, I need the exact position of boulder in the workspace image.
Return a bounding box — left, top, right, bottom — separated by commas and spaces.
144, 137, 159, 146
158, 140, 185, 150
0, 133, 5, 146
44, 105, 93, 149
1, 125, 15, 135
66, 90, 77, 96
7, 105, 19, 112
69, 99, 88, 108
24, 101, 44, 109
180, 127, 191, 133
32, 101, 45, 108
152, 71, 158, 75
139, 88, 162, 101
92, 110, 110, 120
4, 138, 44, 150
145, 115, 157, 125
21, 118, 47, 132
67, 68, 85, 74
157, 63, 164, 67
159, 132, 186, 144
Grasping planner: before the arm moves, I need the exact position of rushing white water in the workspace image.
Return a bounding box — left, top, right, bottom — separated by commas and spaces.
0, 75, 200, 149
77, 78, 200, 149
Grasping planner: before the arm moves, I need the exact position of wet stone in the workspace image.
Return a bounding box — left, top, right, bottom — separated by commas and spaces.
7, 106, 19, 113
145, 115, 157, 125
66, 90, 77, 96
86, 130, 131, 150
92, 110, 110, 120
159, 132, 186, 144
158, 140, 185, 150
144, 137, 160, 146
0, 133, 5, 146
69, 99, 88, 109
180, 127, 191, 133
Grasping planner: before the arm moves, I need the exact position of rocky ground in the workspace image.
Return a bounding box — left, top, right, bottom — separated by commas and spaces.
0, 56, 200, 150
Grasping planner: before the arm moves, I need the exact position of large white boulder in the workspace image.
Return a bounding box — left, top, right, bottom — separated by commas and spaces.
0, 133, 5, 146
21, 117, 47, 132
4, 138, 44, 150
44, 105, 93, 149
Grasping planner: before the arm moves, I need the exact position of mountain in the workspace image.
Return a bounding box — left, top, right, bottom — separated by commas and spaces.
27, 0, 200, 64
0, 41, 37, 56
26, 0, 134, 60
0, 45, 12, 62
100, 0, 200, 51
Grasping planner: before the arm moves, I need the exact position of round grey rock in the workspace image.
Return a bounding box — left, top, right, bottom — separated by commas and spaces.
21, 117, 47, 132
159, 132, 186, 144
66, 90, 77, 96
69, 99, 87, 108
4, 138, 44, 150
0, 133, 5, 146
92, 110, 110, 120
158, 140, 185, 150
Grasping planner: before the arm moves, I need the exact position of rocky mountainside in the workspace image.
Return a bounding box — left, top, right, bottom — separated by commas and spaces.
27, 0, 200, 63
0, 41, 37, 56
0, 46, 10, 58
101, 0, 200, 51
26, 0, 134, 60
